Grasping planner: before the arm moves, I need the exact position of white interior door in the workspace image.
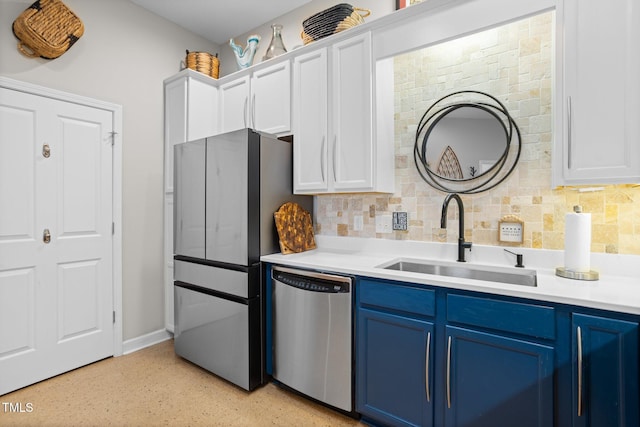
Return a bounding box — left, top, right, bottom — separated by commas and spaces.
0, 87, 114, 395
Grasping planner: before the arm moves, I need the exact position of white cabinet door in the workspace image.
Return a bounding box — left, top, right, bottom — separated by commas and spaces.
555, 0, 640, 186
164, 71, 218, 193
252, 60, 291, 135
164, 77, 187, 193
0, 87, 114, 395
220, 62, 291, 135
293, 32, 388, 194
293, 48, 329, 193
187, 78, 219, 140
219, 75, 250, 133
331, 32, 373, 191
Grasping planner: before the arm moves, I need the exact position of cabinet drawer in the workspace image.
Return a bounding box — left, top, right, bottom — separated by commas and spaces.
447, 294, 555, 339
359, 279, 435, 317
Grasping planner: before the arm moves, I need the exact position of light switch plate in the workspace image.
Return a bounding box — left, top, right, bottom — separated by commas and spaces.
375, 215, 392, 234
353, 215, 363, 231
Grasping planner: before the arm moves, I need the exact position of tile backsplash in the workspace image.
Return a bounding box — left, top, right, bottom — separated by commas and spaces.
314, 11, 640, 256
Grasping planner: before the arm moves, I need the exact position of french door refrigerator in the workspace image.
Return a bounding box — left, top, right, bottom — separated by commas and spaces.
173, 128, 311, 391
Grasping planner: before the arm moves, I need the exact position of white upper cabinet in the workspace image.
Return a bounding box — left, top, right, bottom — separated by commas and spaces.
554, 0, 640, 186
252, 60, 291, 135
293, 48, 329, 192
331, 33, 373, 192
219, 60, 291, 135
293, 32, 394, 194
218, 75, 250, 133
164, 70, 218, 193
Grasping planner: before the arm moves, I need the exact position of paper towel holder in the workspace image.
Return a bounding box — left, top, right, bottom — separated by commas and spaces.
556, 205, 599, 280
555, 267, 599, 281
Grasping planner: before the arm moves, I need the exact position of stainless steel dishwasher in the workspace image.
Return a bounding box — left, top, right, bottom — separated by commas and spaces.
271, 266, 353, 413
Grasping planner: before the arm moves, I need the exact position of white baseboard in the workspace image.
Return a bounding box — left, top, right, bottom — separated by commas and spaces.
121, 329, 173, 355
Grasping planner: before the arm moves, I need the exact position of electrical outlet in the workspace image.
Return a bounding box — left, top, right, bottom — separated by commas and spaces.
353, 215, 363, 231
393, 212, 408, 231
375, 214, 392, 234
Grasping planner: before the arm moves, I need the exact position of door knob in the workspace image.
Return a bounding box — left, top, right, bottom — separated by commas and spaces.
42, 144, 51, 158
43, 229, 51, 244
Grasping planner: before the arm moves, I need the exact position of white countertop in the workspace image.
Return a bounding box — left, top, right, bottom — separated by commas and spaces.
262, 236, 640, 315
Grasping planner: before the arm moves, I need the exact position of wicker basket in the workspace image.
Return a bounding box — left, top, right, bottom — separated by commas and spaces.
301, 3, 370, 45
12, 0, 84, 59
185, 50, 219, 79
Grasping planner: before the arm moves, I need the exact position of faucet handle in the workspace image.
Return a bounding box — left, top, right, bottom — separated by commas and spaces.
504, 249, 524, 268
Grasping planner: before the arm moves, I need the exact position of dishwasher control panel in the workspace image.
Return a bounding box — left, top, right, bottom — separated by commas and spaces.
272, 270, 350, 293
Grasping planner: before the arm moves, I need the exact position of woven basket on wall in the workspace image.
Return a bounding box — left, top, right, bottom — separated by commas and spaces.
301, 3, 370, 45
185, 50, 220, 79
12, 0, 84, 59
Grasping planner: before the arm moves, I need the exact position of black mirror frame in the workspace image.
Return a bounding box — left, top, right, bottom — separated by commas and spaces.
413, 90, 522, 194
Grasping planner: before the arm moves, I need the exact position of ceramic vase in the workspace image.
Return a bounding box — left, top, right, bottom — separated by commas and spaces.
230, 34, 261, 69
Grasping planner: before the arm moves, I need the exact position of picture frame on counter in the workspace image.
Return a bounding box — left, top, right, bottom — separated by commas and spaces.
498, 215, 524, 243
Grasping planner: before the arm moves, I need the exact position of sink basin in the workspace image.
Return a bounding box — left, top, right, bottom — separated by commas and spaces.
377, 258, 537, 287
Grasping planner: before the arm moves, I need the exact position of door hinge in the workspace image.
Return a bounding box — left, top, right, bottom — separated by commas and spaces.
112, 222, 115, 235
109, 131, 118, 146
113, 311, 116, 324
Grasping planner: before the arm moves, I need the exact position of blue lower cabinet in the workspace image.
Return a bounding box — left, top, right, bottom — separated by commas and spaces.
444, 326, 554, 427
571, 313, 639, 427
357, 307, 434, 427
350, 276, 640, 427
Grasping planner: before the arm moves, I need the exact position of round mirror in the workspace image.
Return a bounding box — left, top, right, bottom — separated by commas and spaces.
414, 91, 521, 194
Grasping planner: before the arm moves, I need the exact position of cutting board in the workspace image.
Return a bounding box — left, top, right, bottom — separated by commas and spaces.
274, 202, 316, 254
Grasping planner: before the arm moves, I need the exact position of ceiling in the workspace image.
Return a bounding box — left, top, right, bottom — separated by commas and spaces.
131, 0, 312, 45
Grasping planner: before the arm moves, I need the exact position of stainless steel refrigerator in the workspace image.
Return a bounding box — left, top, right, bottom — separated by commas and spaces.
173, 128, 311, 391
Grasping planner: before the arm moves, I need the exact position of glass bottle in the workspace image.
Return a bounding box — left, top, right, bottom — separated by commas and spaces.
263, 24, 287, 61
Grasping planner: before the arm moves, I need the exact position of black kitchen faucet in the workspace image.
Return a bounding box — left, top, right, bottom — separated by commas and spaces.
441, 193, 472, 262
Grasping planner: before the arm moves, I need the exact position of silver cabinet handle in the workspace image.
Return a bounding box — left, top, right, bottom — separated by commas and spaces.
447, 335, 452, 408
243, 97, 248, 128
42, 143, 51, 158
425, 331, 431, 402
320, 136, 326, 182
567, 96, 572, 169
251, 94, 256, 129
332, 136, 337, 182
43, 229, 51, 244
577, 325, 583, 417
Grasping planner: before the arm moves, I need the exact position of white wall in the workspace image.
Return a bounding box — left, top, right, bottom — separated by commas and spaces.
0, 0, 393, 343
0, 0, 219, 341
219, 0, 395, 76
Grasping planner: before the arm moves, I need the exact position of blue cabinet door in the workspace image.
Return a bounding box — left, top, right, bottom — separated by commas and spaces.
572, 313, 639, 427
357, 307, 434, 427
444, 326, 554, 427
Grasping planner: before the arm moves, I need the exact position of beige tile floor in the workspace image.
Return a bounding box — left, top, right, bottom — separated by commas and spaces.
1, 339, 363, 426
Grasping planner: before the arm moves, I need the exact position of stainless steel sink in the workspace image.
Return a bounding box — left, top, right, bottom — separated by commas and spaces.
377, 258, 537, 287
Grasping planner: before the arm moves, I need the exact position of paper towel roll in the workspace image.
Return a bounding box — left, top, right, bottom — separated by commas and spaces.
564, 207, 591, 273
